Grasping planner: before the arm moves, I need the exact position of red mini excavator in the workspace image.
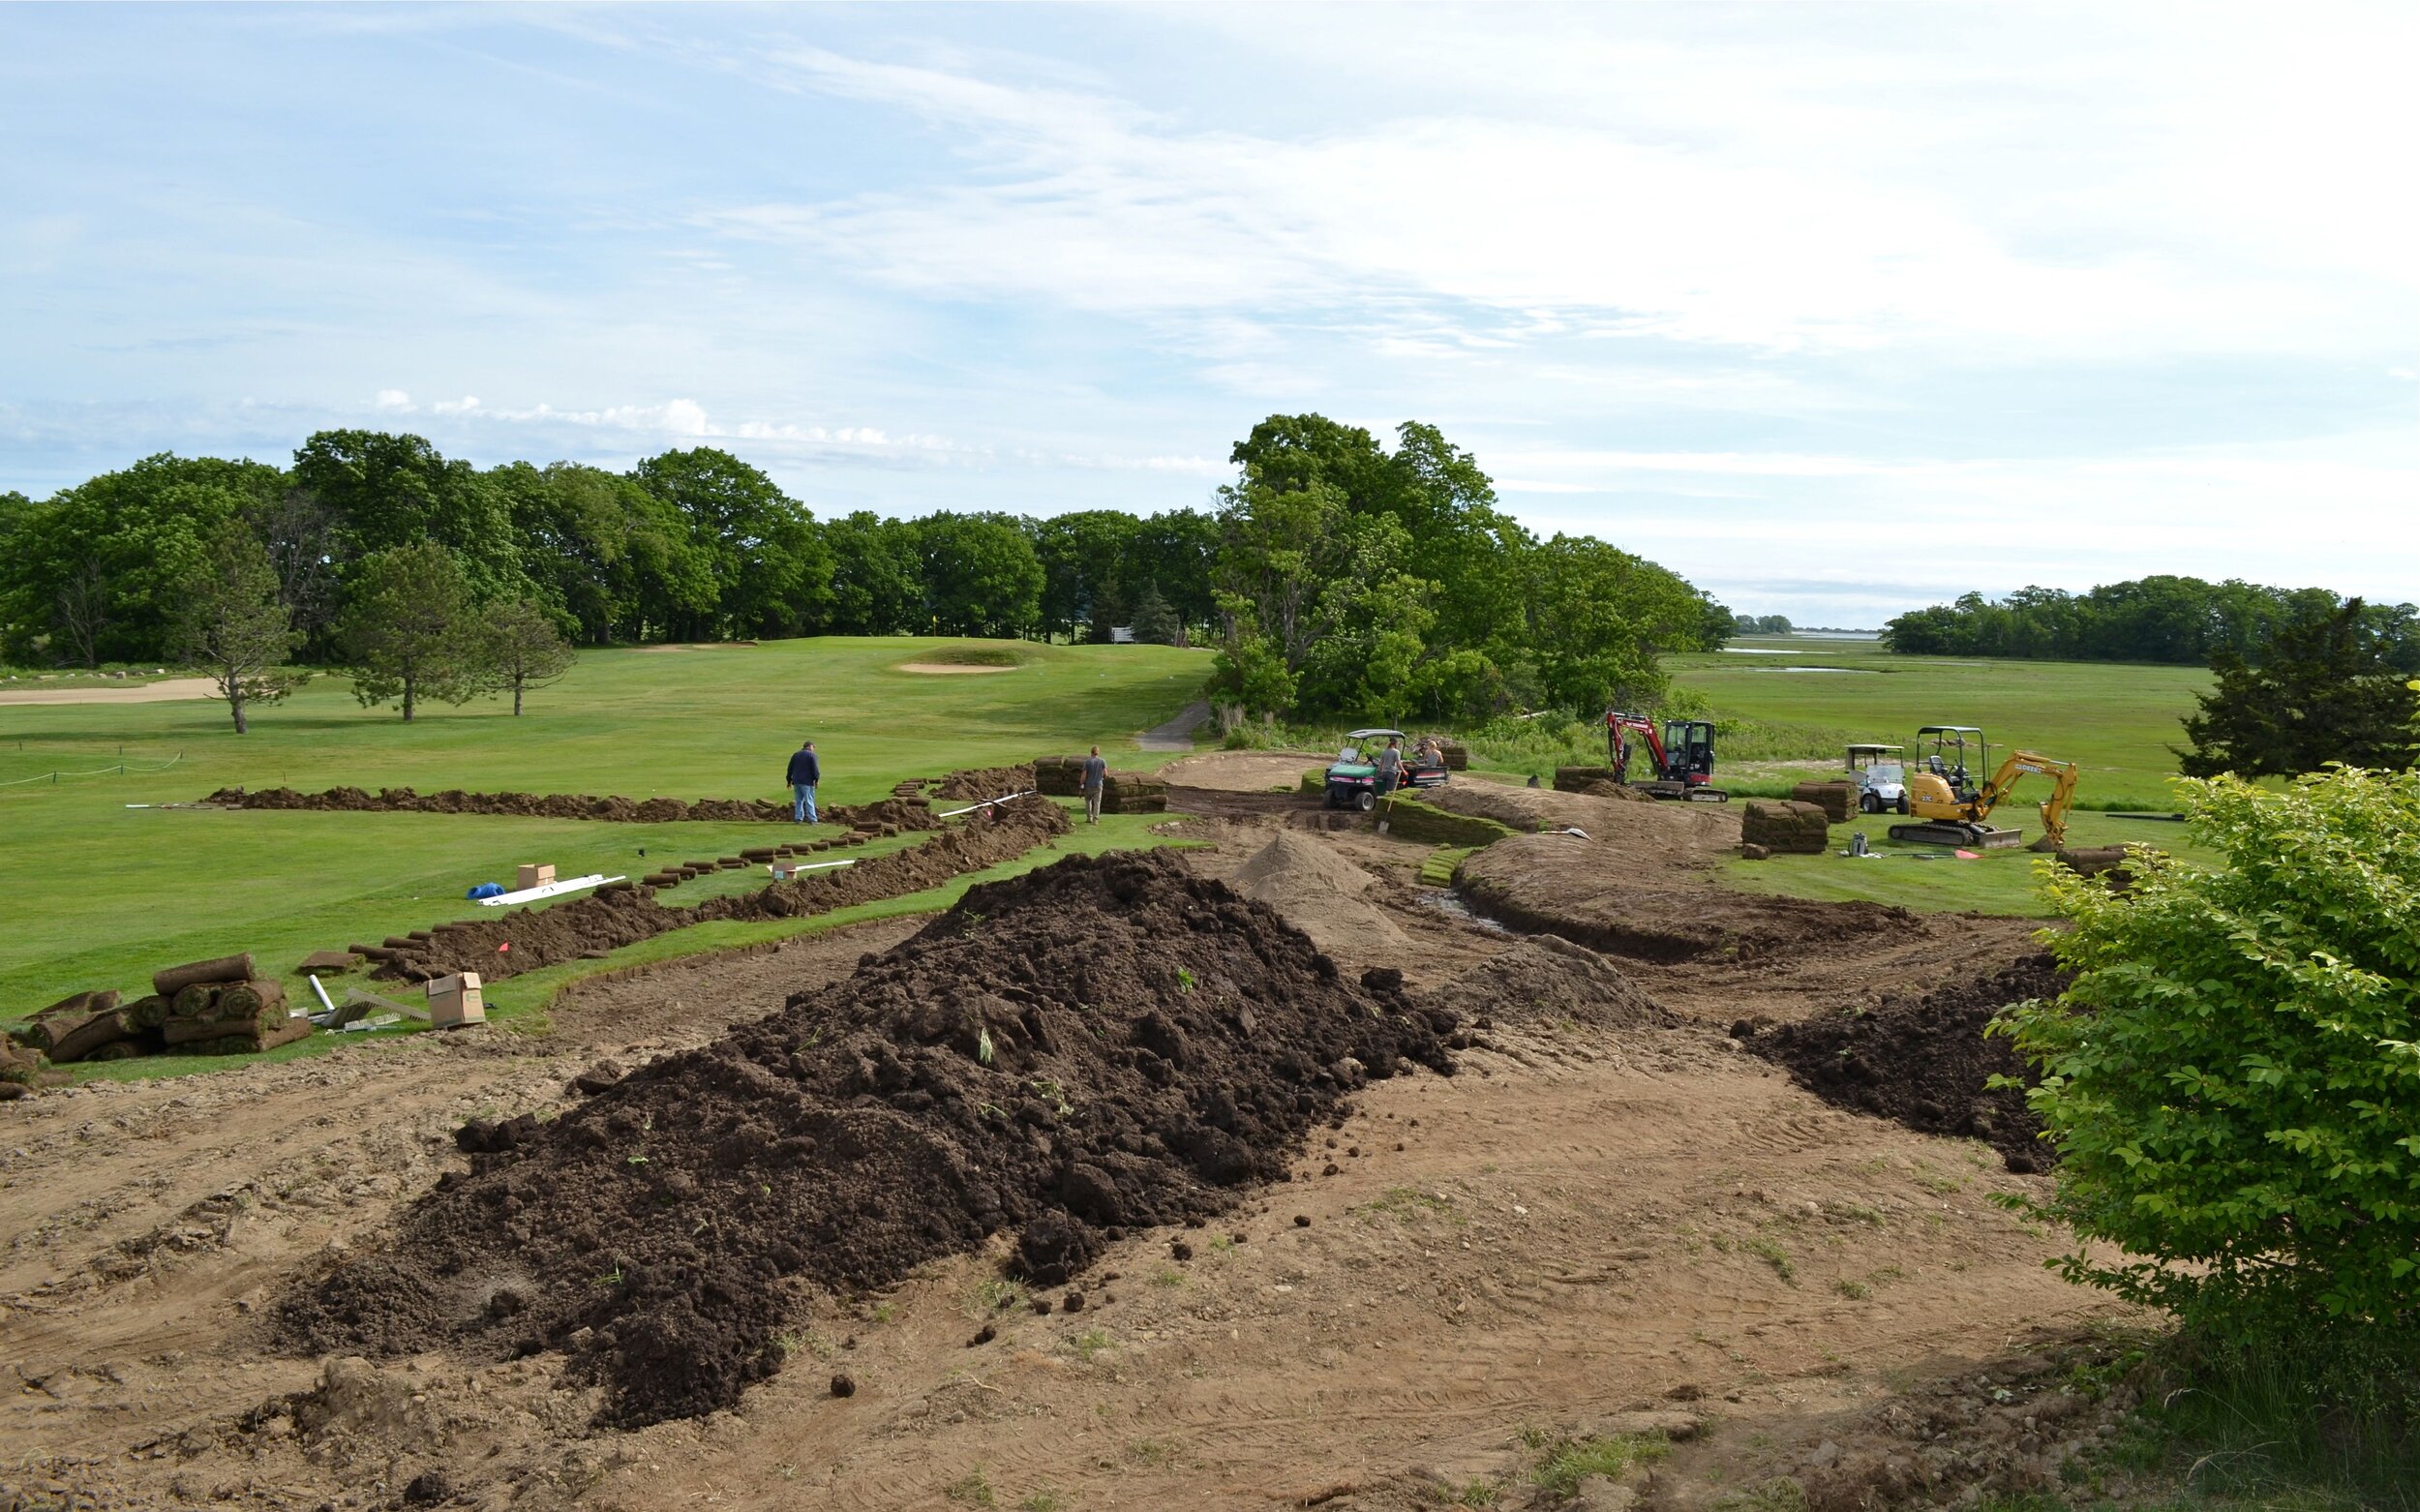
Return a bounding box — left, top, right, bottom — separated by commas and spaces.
1606, 710, 1729, 802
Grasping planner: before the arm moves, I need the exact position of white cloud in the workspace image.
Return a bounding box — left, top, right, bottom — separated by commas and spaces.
702, 17, 2418, 365
373, 388, 413, 412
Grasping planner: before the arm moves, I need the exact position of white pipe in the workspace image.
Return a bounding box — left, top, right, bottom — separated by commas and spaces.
937, 789, 1037, 819
476, 873, 622, 907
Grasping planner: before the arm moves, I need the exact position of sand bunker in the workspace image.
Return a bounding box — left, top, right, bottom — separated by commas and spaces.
1155, 750, 1328, 793
0, 677, 219, 706
1228, 831, 1408, 958
275, 850, 1457, 1428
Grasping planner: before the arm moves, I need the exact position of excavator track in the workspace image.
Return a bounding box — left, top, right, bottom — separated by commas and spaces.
1887, 821, 2022, 849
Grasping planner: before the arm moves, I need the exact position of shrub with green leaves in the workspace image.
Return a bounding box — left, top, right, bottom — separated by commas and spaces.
1996, 766, 2420, 1335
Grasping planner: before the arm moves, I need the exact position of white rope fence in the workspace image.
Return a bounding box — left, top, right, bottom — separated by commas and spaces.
0, 751, 183, 787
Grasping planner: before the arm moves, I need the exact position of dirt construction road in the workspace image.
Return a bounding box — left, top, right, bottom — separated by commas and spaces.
0, 777, 2111, 1510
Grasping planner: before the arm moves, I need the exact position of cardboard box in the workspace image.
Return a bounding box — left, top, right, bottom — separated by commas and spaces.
516, 863, 556, 891
425, 971, 487, 1028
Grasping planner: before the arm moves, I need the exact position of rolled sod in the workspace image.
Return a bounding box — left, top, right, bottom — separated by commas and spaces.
151, 953, 256, 997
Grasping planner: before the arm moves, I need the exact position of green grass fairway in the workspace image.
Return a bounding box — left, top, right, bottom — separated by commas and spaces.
1, 637, 1210, 1026
1672, 636, 2209, 811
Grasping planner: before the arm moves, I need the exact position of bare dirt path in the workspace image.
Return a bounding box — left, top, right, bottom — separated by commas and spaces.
0, 793, 2099, 1511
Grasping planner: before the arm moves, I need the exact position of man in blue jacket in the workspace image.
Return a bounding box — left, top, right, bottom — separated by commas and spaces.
786, 739, 821, 823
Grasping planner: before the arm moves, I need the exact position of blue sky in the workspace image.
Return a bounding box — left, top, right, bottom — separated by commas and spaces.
3, 3, 2414, 626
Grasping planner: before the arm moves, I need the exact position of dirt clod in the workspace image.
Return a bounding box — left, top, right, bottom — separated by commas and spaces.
830, 1374, 855, 1398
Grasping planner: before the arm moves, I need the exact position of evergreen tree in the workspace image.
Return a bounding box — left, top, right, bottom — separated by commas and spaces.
340, 542, 485, 722
2179, 598, 2419, 777
170, 519, 307, 734
1128, 583, 1179, 646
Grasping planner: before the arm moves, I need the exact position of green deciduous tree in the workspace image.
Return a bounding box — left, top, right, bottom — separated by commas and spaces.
489, 462, 713, 644
914, 512, 1044, 638
1031, 510, 1142, 643
822, 511, 923, 635
628, 447, 830, 639
2179, 598, 2419, 777
293, 431, 523, 599
169, 518, 308, 734
1523, 534, 1709, 715
1996, 767, 2420, 1338
0, 456, 284, 666
339, 541, 486, 721
480, 598, 577, 715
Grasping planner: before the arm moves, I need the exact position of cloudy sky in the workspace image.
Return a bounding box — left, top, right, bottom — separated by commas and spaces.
4, 4, 2414, 625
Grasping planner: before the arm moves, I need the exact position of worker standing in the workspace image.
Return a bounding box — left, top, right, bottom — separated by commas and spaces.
1375, 736, 1404, 797
787, 739, 821, 824
1081, 745, 1107, 825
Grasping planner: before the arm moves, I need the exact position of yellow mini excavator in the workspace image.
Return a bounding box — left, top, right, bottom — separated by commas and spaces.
1889, 749, 2081, 850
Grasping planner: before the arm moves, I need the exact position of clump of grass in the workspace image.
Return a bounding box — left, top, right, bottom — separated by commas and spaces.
1068, 1328, 1111, 1362
943, 1467, 996, 1505
1355, 1186, 1457, 1223
1531, 1434, 1668, 1498
1743, 1235, 1795, 1284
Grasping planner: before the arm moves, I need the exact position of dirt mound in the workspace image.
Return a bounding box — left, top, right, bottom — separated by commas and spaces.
1461, 832, 1911, 964
1744, 953, 2066, 1169
275, 851, 1459, 1428
1228, 832, 1408, 958
1422, 778, 1739, 862
931, 764, 1038, 801
1420, 933, 1677, 1031
198, 786, 936, 831
375, 800, 1069, 984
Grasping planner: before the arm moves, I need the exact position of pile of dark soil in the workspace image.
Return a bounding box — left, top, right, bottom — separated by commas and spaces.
1742, 953, 2067, 1170
931, 764, 1037, 801
374, 799, 1070, 984
198, 785, 939, 832
277, 850, 1458, 1428
1421, 934, 1677, 1030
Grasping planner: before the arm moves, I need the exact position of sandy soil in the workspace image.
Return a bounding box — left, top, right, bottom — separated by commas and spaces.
1154, 749, 1327, 792
0, 678, 220, 706
0, 784, 2106, 1511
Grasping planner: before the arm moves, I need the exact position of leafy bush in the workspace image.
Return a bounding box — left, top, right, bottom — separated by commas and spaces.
1996, 766, 2420, 1336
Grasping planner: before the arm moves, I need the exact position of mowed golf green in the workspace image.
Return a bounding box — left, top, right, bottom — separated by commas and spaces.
1673, 635, 2215, 917
0, 638, 1211, 1020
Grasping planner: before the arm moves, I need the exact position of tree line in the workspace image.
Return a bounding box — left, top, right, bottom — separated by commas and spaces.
1881, 576, 2420, 669
0, 416, 1734, 730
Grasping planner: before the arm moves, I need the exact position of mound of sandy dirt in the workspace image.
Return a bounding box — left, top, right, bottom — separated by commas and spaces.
1744, 953, 2066, 1169
1228, 832, 1408, 958
375, 799, 1069, 984
276, 850, 1459, 1429
1420, 933, 1677, 1031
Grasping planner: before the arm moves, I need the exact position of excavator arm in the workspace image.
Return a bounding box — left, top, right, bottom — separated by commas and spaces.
1970, 751, 2081, 848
